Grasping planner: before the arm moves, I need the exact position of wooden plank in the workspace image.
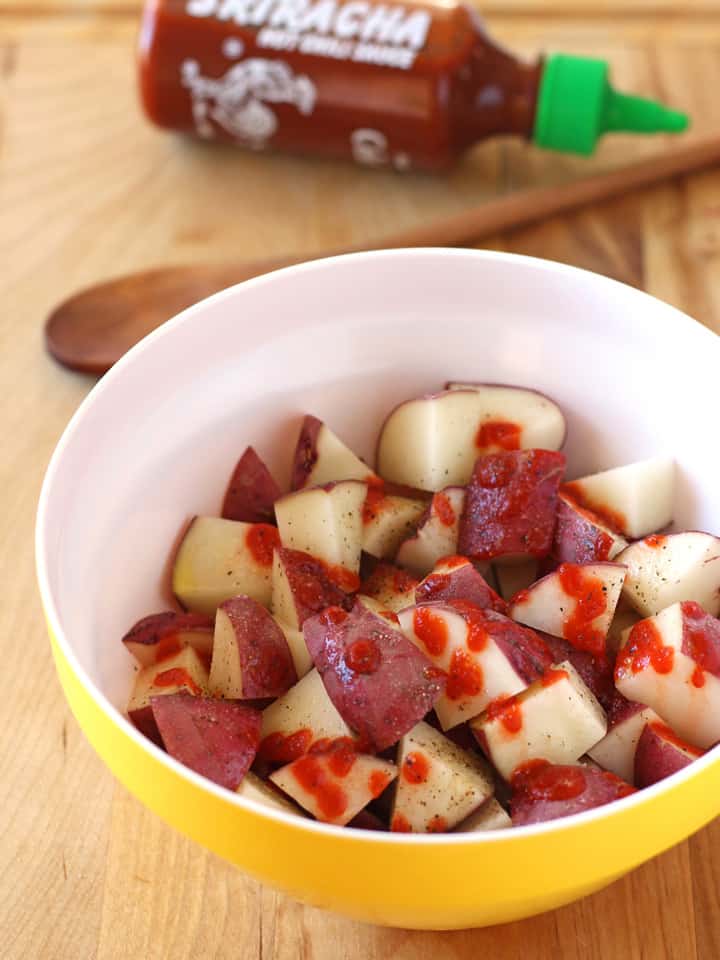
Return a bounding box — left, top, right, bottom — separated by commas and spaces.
1, 13, 719, 960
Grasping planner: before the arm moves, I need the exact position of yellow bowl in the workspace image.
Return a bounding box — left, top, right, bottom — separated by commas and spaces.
36, 249, 720, 929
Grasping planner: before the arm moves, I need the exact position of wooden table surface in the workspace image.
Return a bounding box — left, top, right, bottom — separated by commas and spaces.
4, 0, 720, 956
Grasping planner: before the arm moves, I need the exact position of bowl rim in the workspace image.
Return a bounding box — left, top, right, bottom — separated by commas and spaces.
35, 246, 720, 844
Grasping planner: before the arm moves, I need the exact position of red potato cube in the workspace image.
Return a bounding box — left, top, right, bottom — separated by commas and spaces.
172, 516, 279, 614
614, 602, 720, 749
290, 415, 378, 491
391, 721, 494, 833
587, 700, 660, 783
258, 668, 354, 766
552, 492, 628, 565
303, 602, 446, 751
236, 771, 306, 817
274, 481, 367, 582
634, 721, 704, 787
395, 487, 465, 576
510, 761, 634, 826
537, 631, 615, 710
397, 603, 550, 730
471, 662, 607, 780
616, 532, 720, 617
271, 546, 354, 631
454, 797, 512, 832
508, 562, 626, 659
561, 456, 674, 540
127, 646, 209, 744
270, 741, 397, 825
122, 611, 214, 667
361, 488, 425, 559
376, 387, 565, 492
415, 556, 507, 614
151, 692, 261, 791
360, 562, 419, 613
458, 449, 566, 562
209, 596, 297, 700
221, 446, 281, 524
274, 618, 313, 679
493, 559, 538, 603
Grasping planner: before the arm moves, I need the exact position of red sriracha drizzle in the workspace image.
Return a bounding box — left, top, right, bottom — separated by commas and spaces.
446, 649, 484, 701
485, 693, 523, 734
615, 619, 674, 680
434, 492, 457, 527
648, 721, 704, 758
511, 759, 586, 802
426, 815, 448, 833
290, 754, 348, 820
541, 667, 568, 687
325, 564, 361, 592
557, 562, 607, 658
362, 482, 387, 524
561, 482, 627, 535
402, 751, 430, 784
475, 420, 522, 451
645, 534, 667, 549
345, 638, 381, 675
368, 770, 392, 798
390, 812, 412, 833
437, 555, 467, 569
152, 667, 201, 695
413, 607, 449, 657
246, 524, 280, 566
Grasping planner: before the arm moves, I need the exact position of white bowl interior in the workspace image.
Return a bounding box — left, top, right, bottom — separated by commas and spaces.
39, 249, 718, 720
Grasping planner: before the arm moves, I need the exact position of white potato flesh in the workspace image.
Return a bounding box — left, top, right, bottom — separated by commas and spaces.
127, 646, 209, 715
260, 668, 353, 744
493, 559, 538, 603
275, 481, 367, 575
615, 604, 720, 748
606, 598, 642, 654
471, 662, 607, 780
587, 706, 660, 783
271, 753, 397, 826
397, 604, 528, 729
391, 721, 494, 832
617, 532, 720, 617
172, 516, 276, 614
360, 565, 418, 613
562, 457, 674, 539
209, 605, 243, 698
270, 549, 298, 629
454, 797, 512, 832
237, 771, 306, 817
377, 388, 565, 491
361, 494, 425, 559
274, 618, 313, 679
355, 594, 403, 623
297, 418, 377, 488
395, 487, 465, 575
509, 563, 626, 647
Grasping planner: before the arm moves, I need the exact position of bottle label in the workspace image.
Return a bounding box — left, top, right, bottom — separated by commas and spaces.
186, 0, 432, 70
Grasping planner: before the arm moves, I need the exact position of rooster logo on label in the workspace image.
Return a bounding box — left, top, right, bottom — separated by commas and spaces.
181, 46, 316, 148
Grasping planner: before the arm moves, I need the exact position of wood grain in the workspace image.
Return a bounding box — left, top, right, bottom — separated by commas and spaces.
2, 8, 720, 960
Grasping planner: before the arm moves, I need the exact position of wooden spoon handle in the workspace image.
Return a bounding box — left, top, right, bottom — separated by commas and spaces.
46, 135, 720, 375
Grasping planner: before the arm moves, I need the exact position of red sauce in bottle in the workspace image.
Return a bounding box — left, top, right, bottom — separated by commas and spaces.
138, 0, 544, 172
433, 493, 456, 527
615, 619, 674, 680
556, 562, 607, 657
246, 523, 281, 566
402, 751, 430, 784
153, 666, 201, 695
475, 420, 522, 452
291, 754, 348, 819
412, 607, 448, 657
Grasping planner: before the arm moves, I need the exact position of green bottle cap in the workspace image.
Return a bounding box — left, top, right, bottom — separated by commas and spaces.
533, 53, 689, 155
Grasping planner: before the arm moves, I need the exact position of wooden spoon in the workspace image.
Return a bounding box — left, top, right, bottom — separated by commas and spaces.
46, 135, 720, 375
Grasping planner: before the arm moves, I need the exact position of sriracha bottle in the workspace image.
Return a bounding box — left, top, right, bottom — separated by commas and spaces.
138, 0, 688, 172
